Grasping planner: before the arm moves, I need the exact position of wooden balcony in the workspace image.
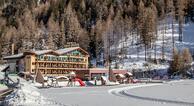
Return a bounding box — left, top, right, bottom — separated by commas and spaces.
34, 61, 87, 69
38, 67, 87, 70
35, 60, 87, 65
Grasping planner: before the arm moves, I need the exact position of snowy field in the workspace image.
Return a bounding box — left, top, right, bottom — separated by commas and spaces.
39, 80, 194, 106
1, 62, 194, 106
122, 80, 194, 106
2, 76, 194, 106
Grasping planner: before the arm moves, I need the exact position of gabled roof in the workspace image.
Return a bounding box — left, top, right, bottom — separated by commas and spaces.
55, 47, 79, 54
55, 47, 89, 56
3, 47, 89, 60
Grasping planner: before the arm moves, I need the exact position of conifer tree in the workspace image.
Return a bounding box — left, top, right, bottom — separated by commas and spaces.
46, 34, 55, 49
169, 48, 193, 75
169, 48, 180, 75
182, 48, 193, 73
139, 7, 155, 61
48, 14, 62, 49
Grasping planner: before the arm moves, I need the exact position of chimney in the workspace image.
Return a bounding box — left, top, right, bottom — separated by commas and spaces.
11, 43, 15, 55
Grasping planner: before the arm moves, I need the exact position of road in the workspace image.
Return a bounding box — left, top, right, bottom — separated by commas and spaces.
39, 80, 194, 106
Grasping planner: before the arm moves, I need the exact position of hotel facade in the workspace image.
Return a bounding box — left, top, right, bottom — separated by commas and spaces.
3, 47, 90, 79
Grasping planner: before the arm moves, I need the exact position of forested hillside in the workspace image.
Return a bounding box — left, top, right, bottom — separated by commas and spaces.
0, 0, 194, 65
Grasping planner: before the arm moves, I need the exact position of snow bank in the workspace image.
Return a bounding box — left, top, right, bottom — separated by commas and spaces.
4, 81, 47, 106
3, 77, 68, 106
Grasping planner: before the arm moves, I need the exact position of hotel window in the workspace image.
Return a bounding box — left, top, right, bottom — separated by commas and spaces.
36, 56, 39, 60
39, 55, 43, 60
47, 70, 51, 74
56, 57, 59, 61
59, 57, 62, 61
47, 56, 50, 61
31, 69, 35, 73
64, 64, 67, 68
61, 57, 64, 61
64, 58, 67, 62
51, 57, 55, 61
32, 62, 35, 65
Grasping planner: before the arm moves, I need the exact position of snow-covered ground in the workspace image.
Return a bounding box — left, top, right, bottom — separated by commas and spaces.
123, 80, 194, 105
108, 80, 194, 106
3, 77, 46, 106
2, 76, 63, 106
38, 80, 194, 106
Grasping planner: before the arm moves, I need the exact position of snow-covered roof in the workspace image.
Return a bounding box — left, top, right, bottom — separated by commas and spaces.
55, 47, 89, 55
55, 47, 80, 54
31, 49, 53, 55
3, 47, 89, 60
3, 50, 53, 59
3, 53, 24, 59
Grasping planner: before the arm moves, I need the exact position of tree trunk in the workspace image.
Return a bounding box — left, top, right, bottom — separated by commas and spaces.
178, 16, 183, 42
145, 45, 147, 61
172, 15, 175, 55
154, 20, 158, 62
162, 27, 165, 60
137, 28, 139, 59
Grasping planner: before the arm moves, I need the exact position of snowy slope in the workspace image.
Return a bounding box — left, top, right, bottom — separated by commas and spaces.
183, 23, 194, 44
111, 20, 194, 72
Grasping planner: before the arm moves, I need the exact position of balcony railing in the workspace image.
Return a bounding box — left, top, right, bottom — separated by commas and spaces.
35, 60, 87, 64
